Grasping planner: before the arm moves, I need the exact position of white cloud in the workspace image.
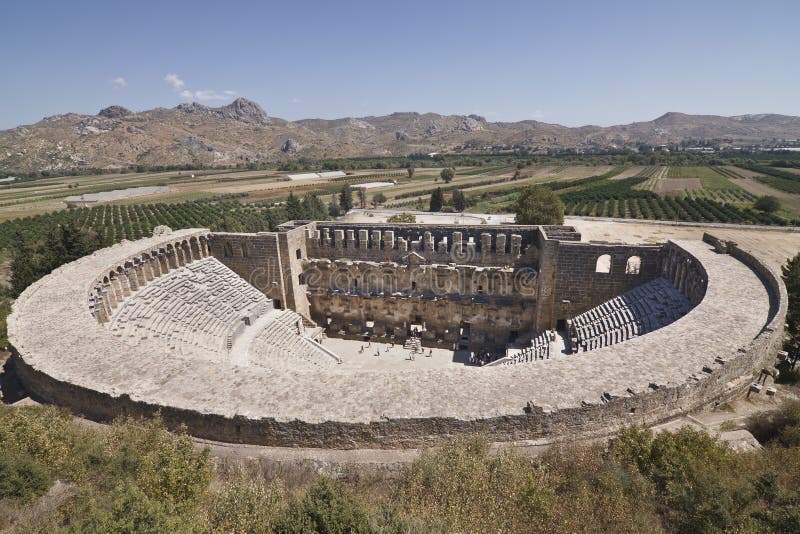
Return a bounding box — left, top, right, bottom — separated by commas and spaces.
164, 73, 185, 90
179, 89, 237, 101
111, 76, 127, 89
167, 74, 236, 102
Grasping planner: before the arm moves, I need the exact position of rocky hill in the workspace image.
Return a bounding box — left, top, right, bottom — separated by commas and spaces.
2, 98, 800, 174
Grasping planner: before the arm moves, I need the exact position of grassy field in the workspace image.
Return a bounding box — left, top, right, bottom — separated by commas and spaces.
666, 165, 740, 190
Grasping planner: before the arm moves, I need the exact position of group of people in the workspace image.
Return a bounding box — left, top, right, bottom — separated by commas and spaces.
357, 340, 434, 359
469, 350, 501, 366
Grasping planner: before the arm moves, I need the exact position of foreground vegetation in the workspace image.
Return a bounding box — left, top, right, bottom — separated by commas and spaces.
0, 402, 799, 533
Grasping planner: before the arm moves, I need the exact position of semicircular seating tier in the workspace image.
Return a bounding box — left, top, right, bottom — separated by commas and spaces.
7, 227, 785, 449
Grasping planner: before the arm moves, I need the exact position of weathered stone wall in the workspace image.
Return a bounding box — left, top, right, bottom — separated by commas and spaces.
550, 242, 664, 324
309, 292, 535, 347
277, 225, 312, 317
208, 232, 286, 304
307, 222, 545, 267
661, 241, 708, 305
8, 226, 786, 450
88, 231, 212, 323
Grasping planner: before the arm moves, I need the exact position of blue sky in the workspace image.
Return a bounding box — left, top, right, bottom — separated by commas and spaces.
1, 0, 798, 129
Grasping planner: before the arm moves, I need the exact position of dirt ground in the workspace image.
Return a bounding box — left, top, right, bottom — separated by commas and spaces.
724, 165, 762, 179
609, 166, 646, 180
654, 178, 702, 195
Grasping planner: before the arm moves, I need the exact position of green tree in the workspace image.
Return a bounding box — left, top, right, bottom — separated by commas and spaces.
328, 195, 341, 218
372, 192, 387, 207
357, 187, 367, 209
339, 185, 353, 212
440, 168, 455, 183
452, 189, 466, 212
783, 252, 800, 339
430, 187, 444, 212
513, 185, 564, 225
302, 193, 327, 220
407, 166, 415, 179
754, 195, 780, 213
286, 192, 304, 220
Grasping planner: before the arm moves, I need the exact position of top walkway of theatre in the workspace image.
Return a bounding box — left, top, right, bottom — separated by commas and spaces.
8, 230, 773, 425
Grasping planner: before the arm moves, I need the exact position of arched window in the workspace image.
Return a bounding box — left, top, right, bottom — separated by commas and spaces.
595, 254, 611, 273
224, 242, 233, 258
625, 256, 641, 275
241, 242, 249, 258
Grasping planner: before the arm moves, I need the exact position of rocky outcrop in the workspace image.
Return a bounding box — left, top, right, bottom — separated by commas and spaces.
219, 98, 271, 126
4, 97, 800, 174
282, 139, 300, 153
98, 106, 131, 119
175, 98, 270, 126
75, 117, 117, 135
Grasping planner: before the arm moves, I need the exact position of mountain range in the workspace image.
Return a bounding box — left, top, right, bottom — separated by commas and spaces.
2, 98, 800, 174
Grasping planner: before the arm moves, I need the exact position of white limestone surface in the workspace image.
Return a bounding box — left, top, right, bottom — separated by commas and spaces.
9, 234, 772, 425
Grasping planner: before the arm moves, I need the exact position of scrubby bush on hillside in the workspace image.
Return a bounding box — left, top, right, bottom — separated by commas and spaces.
0, 453, 50, 502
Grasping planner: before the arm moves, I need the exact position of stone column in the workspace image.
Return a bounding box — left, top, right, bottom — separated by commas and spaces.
384, 230, 395, 250
359, 229, 369, 250
125, 267, 139, 292
121, 269, 133, 297
452, 231, 463, 256
184, 241, 194, 263
142, 256, 155, 282
158, 250, 170, 274
346, 229, 356, 250
102, 280, 117, 311
510, 234, 522, 257
334, 229, 345, 251
94, 287, 111, 322
372, 230, 382, 250
423, 231, 434, 253
323, 228, 332, 248
110, 275, 125, 303
480, 233, 492, 262
398, 237, 408, 252
496, 233, 507, 254
135, 261, 147, 287
466, 240, 476, 260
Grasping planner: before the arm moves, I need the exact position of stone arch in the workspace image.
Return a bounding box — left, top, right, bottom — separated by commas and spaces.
224, 241, 234, 258
595, 254, 611, 274
625, 255, 641, 275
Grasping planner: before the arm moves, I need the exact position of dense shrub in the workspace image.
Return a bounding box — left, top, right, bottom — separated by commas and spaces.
0, 453, 51, 502
754, 195, 781, 213
275, 477, 373, 533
